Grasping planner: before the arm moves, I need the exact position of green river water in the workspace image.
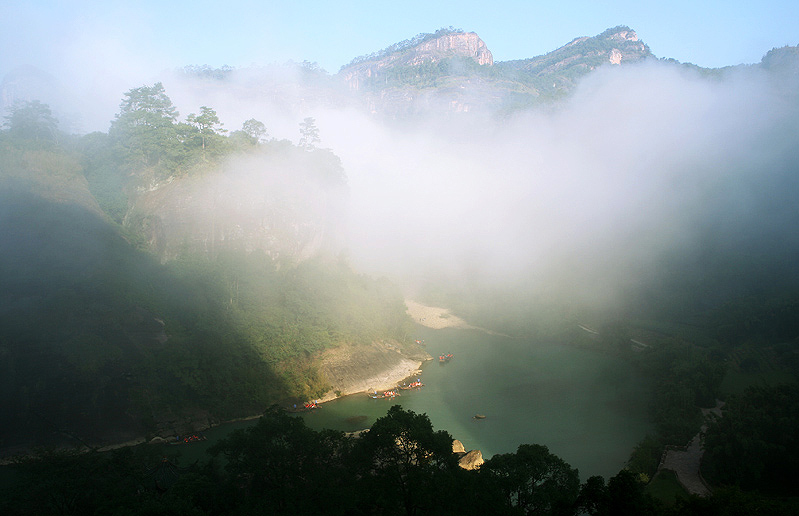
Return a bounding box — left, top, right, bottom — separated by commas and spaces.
191, 326, 653, 480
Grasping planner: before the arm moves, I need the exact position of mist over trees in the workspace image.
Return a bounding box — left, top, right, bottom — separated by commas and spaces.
0, 80, 412, 452
1, 25, 799, 514
3, 100, 59, 142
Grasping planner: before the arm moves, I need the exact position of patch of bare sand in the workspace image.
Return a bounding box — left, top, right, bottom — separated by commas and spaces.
405, 299, 474, 329
319, 359, 423, 402
318, 340, 428, 402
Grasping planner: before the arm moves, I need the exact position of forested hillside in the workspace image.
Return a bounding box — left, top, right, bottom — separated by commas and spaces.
0, 85, 414, 453
2, 23, 799, 513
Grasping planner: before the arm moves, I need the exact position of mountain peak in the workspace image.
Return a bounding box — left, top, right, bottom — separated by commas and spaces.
504, 25, 650, 75
601, 25, 640, 42
412, 31, 493, 66
339, 29, 492, 90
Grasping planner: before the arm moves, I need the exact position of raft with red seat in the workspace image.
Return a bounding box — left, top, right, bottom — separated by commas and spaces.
399, 379, 424, 390
369, 390, 400, 399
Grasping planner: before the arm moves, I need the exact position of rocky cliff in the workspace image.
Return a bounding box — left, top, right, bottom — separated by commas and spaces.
499, 26, 651, 81
416, 32, 493, 65
333, 26, 651, 118
126, 147, 347, 264
452, 439, 485, 470
340, 30, 493, 91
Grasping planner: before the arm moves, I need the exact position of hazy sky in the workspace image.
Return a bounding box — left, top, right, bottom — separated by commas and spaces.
2, 0, 797, 79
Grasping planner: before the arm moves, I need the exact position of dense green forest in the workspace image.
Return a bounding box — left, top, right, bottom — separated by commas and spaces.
0, 88, 414, 452
2, 405, 798, 515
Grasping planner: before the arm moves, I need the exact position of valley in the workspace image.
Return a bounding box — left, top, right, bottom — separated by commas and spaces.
1, 20, 799, 515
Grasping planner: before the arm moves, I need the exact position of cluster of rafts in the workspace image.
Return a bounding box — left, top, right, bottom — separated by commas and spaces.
288, 347, 488, 422
296, 350, 459, 405
171, 433, 207, 444
369, 377, 425, 399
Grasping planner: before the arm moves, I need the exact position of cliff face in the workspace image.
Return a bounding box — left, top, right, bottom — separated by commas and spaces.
340, 31, 493, 91
126, 149, 347, 264
414, 32, 493, 66
505, 26, 651, 75
334, 26, 652, 119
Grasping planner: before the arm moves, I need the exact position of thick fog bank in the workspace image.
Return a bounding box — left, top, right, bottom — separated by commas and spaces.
47, 56, 797, 315
318, 61, 799, 311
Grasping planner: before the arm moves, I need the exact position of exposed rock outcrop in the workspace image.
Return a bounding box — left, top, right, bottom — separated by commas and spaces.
340, 31, 492, 91
506, 26, 650, 76
335, 26, 649, 119
452, 439, 484, 470
458, 449, 484, 470
127, 151, 347, 264
608, 29, 639, 42
414, 32, 493, 66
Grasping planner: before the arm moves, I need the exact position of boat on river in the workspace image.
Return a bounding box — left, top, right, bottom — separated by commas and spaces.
369, 390, 400, 399
287, 400, 320, 412
399, 379, 424, 390
172, 433, 207, 444
439, 353, 453, 363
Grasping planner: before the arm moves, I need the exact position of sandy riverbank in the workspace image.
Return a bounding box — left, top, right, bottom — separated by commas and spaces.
317, 339, 430, 403
317, 299, 477, 400
404, 299, 475, 329
318, 359, 424, 403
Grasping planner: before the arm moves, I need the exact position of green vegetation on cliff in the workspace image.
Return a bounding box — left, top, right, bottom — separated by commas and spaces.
0, 90, 413, 452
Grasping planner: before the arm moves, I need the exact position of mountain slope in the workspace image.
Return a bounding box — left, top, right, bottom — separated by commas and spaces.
340, 28, 493, 91
333, 26, 652, 117
497, 25, 651, 96
0, 137, 414, 455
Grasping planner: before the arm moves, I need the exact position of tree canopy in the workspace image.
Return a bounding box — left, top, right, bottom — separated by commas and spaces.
299, 116, 321, 149
109, 82, 182, 173
702, 384, 799, 492
481, 443, 581, 516
186, 105, 226, 154
3, 100, 59, 142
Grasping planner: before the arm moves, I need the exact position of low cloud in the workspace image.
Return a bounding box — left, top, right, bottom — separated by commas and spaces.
16, 49, 798, 313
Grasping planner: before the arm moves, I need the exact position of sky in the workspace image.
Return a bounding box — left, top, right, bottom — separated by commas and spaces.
2, 0, 797, 79
2, 0, 796, 133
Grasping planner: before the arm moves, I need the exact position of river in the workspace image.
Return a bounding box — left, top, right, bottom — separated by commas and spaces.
186, 326, 652, 480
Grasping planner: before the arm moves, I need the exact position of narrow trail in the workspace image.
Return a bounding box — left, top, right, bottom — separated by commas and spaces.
658, 401, 724, 497
660, 432, 711, 496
